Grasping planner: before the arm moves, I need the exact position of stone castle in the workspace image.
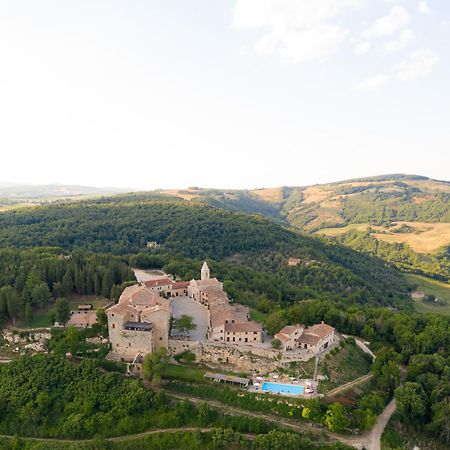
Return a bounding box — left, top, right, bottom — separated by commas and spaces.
106, 262, 263, 362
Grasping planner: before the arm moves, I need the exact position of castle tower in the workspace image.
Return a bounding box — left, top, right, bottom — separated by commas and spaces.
201, 261, 210, 280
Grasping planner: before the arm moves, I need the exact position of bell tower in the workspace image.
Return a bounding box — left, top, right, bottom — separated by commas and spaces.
201, 261, 210, 280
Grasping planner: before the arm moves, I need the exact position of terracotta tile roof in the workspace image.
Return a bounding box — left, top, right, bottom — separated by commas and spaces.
107, 303, 136, 317
305, 322, 335, 339
209, 304, 247, 328
196, 278, 221, 288
224, 321, 262, 333
172, 281, 189, 289
277, 325, 304, 337
143, 278, 173, 288
297, 333, 320, 345
117, 285, 170, 310
274, 332, 291, 343
297, 322, 335, 345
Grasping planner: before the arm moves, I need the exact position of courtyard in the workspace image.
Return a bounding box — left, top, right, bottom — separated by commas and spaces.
171, 295, 209, 342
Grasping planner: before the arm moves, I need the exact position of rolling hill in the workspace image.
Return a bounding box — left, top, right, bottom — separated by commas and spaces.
153, 175, 450, 285
158, 174, 450, 235
0, 194, 410, 307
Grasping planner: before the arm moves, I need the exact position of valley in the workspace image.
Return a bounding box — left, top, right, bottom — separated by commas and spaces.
0, 175, 448, 449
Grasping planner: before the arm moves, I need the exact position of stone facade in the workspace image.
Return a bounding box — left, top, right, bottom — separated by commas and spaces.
107, 285, 171, 362
297, 322, 335, 353
274, 324, 305, 351
106, 262, 263, 362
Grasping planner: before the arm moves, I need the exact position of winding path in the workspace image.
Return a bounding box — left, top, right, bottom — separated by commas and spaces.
364, 398, 397, 450
0, 427, 255, 444
325, 373, 374, 398
0, 381, 397, 449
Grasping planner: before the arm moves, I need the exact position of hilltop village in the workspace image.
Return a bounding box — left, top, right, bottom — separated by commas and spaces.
106, 262, 335, 372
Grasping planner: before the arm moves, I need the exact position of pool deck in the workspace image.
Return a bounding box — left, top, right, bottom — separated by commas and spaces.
249, 376, 318, 398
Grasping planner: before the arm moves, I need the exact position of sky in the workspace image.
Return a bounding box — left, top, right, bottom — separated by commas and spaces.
0, 0, 449, 190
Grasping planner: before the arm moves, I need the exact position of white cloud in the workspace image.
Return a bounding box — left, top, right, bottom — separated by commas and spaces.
355, 73, 389, 90
354, 40, 371, 55
255, 25, 349, 63
363, 6, 410, 39
395, 48, 439, 81
418, 1, 431, 14
385, 29, 414, 52
233, 0, 366, 62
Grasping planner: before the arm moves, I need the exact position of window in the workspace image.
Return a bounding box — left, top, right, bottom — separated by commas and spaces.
232, 337, 235, 342
112, 324, 115, 329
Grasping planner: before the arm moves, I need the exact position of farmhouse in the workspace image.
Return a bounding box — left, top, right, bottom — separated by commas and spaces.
275, 321, 335, 354
274, 324, 305, 351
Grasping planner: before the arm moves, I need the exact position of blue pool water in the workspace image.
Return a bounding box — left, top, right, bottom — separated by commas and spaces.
261, 382, 304, 395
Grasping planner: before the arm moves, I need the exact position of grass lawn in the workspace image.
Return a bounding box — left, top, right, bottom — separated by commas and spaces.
16, 310, 53, 329
68, 294, 110, 309
318, 341, 372, 394
249, 308, 267, 323
163, 363, 206, 382
405, 274, 450, 316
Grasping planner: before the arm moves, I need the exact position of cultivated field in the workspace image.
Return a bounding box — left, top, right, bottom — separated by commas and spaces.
406, 274, 450, 316
318, 222, 450, 254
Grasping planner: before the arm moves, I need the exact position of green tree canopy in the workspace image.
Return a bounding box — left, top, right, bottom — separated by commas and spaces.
142, 347, 169, 386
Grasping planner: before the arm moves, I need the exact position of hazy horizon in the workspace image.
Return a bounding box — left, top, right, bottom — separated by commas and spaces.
1, 1, 449, 189
0, 172, 449, 192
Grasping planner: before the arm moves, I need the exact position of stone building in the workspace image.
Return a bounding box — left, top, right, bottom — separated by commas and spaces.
275, 321, 335, 354
106, 285, 171, 362
274, 324, 305, 351
106, 262, 263, 363
297, 322, 335, 353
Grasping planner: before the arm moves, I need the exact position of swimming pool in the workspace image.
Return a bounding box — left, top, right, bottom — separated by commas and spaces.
261, 382, 304, 395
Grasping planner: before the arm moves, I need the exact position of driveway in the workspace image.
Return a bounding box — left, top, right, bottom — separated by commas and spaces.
171, 296, 209, 342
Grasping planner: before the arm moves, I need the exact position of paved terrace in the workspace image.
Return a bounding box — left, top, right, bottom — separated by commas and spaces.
171, 296, 209, 341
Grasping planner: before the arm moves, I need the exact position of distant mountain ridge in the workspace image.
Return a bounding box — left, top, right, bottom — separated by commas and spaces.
0, 183, 129, 199
0, 183, 129, 208
155, 174, 450, 231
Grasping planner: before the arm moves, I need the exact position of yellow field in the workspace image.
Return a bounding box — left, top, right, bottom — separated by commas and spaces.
318, 223, 372, 236
250, 187, 283, 203
302, 186, 330, 204
162, 189, 202, 201
318, 222, 450, 254
373, 222, 450, 254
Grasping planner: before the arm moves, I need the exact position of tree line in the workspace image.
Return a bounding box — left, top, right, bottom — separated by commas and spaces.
0, 248, 134, 326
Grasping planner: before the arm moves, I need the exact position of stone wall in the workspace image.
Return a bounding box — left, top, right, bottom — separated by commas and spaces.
168, 339, 201, 355
169, 339, 323, 373
2, 330, 51, 344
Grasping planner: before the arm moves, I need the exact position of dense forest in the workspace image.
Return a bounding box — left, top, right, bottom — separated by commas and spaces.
335, 231, 450, 282
0, 197, 410, 307
0, 248, 134, 325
